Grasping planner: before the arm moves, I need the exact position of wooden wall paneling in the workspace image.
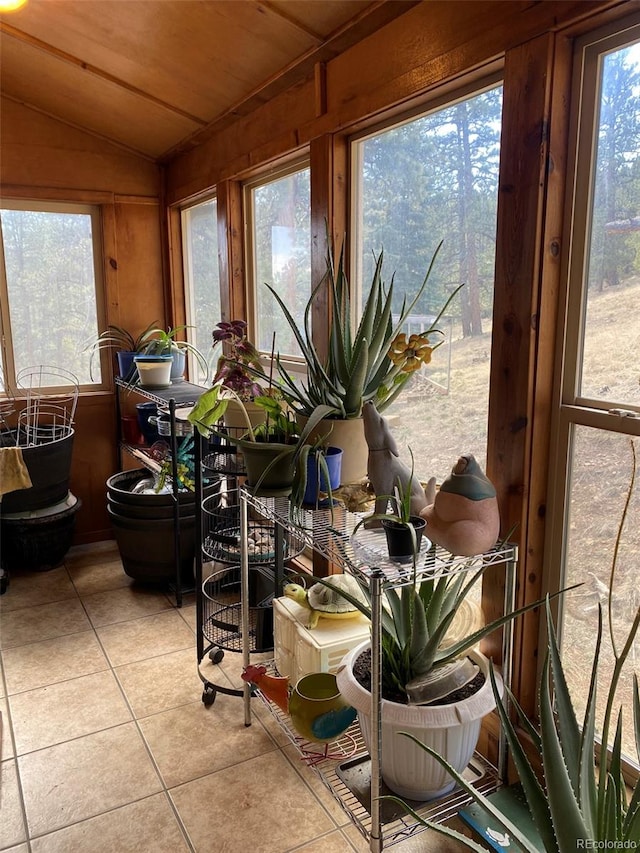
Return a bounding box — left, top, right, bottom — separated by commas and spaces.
0, 98, 161, 195
512, 33, 574, 716
166, 1, 627, 206
216, 179, 246, 324
70, 395, 118, 543
483, 33, 557, 712
112, 200, 166, 334
309, 133, 348, 578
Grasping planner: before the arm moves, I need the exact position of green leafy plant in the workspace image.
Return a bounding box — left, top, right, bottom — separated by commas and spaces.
187, 383, 334, 499
385, 443, 640, 853
84, 322, 158, 380
265, 239, 463, 419
319, 549, 570, 703
141, 325, 209, 379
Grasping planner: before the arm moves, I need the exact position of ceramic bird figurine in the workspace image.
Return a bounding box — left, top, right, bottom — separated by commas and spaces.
282, 574, 366, 629
241, 666, 357, 761
419, 454, 500, 556
241, 664, 289, 714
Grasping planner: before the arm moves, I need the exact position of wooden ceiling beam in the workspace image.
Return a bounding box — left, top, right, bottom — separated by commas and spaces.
161, 0, 421, 162
0, 22, 208, 126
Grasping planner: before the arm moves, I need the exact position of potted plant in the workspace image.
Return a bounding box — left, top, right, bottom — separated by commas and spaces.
355, 446, 427, 563
84, 322, 158, 381
140, 325, 210, 383
210, 319, 271, 430
387, 445, 640, 851
262, 239, 463, 483
187, 382, 334, 499
319, 556, 569, 801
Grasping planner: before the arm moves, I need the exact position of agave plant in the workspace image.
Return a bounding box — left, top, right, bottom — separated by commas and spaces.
319, 552, 569, 703
266, 240, 463, 419
386, 444, 640, 853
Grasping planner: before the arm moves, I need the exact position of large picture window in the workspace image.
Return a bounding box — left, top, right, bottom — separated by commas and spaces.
0, 201, 103, 392
352, 83, 503, 484
549, 23, 640, 770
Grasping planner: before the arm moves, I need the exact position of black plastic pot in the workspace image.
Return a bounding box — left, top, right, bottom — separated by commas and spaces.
1, 494, 81, 571
381, 516, 427, 563
106, 468, 221, 583
108, 506, 197, 583
0, 428, 74, 513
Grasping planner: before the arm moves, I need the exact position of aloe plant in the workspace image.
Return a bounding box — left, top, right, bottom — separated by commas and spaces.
266, 240, 463, 419
384, 444, 640, 853
319, 554, 570, 701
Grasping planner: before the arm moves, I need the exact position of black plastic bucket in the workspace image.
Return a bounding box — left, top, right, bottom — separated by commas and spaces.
0, 429, 74, 513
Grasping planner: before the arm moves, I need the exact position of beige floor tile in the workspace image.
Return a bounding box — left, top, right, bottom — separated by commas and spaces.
170, 750, 335, 853
0, 599, 91, 650
115, 647, 200, 718
282, 742, 352, 827
65, 540, 121, 567
1, 696, 15, 760
2, 630, 108, 695
0, 656, 5, 698
139, 694, 276, 788
296, 831, 358, 852
67, 554, 132, 597
96, 610, 195, 667
0, 567, 78, 613
19, 722, 163, 837
81, 585, 174, 627
0, 759, 27, 849
10, 670, 132, 754
177, 602, 197, 632
1, 845, 30, 853
29, 793, 190, 853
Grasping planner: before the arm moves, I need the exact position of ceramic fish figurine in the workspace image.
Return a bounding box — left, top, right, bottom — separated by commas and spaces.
419, 454, 500, 556
241, 666, 357, 748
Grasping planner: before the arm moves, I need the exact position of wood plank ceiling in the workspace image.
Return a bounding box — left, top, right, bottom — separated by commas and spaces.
0, 0, 418, 161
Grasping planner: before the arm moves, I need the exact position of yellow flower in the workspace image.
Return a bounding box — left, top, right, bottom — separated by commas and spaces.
388, 333, 433, 373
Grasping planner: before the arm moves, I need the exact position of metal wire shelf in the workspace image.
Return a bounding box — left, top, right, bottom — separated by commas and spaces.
240, 491, 518, 586
254, 683, 502, 848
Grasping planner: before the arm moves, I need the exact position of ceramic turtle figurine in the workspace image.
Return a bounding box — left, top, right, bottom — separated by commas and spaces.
283, 574, 365, 629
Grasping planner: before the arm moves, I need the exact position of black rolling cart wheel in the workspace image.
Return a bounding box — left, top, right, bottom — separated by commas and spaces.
202, 684, 217, 707
208, 647, 224, 664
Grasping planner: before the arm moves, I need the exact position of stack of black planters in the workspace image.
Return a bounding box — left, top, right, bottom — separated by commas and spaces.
0, 368, 81, 590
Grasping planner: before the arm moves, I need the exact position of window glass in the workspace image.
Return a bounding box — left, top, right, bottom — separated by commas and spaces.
551, 26, 640, 772
562, 427, 639, 763
0, 203, 101, 389
182, 198, 220, 383
249, 167, 310, 357
354, 85, 502, 483
581, 43, 640, 403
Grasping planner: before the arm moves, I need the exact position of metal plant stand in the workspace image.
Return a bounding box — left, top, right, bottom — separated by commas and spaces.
238, 489, 518, 852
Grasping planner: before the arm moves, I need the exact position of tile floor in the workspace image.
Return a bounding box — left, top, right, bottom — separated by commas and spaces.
0, 541, 474, 853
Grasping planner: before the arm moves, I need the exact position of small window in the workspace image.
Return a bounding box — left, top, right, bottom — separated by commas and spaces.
0, 201, 104, 392
181, 197, 220, 384
245, 165, 311, 358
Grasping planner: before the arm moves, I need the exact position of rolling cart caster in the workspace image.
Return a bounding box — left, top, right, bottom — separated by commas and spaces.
202, 685, 217, 706
209, 647, 224, 664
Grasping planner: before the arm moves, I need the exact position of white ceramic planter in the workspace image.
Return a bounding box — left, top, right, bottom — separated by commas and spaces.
297, 415, 368, 484
134, 354, 173, 389
336, 640, 502, 801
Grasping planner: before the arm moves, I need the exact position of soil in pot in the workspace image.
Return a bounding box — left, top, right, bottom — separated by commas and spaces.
352, 647, 486, 706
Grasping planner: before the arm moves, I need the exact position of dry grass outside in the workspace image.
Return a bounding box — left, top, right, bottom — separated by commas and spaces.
386, 277, 640, 765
